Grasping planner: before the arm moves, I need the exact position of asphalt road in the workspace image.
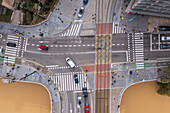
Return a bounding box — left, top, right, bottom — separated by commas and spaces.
0, 32, 170, 68
22, 36, 129, 73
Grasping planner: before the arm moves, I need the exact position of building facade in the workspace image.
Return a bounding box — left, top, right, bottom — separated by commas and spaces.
126, 0, 170, 18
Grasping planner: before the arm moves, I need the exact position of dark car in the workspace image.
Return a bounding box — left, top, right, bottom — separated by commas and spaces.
161, 45, 168, 49
39, 45, 48, 51
83, 0, 88, 5
7, 43, 16, 47
74, 74, 78, 83
158, 26, 170, 32
78, 7, 85, 18
82, 87, 88, 97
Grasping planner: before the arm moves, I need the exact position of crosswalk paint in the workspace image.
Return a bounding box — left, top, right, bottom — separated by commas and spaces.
136, 62, 144, 69
51, 72, 86, 91
5, 35, 20, 56
112, 22, 125, 34
59, 20, 82, 37
3, 56, 16, 64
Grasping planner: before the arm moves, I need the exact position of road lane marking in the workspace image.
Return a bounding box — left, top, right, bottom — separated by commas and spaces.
25, 50, 128, 55
46, 65, 59, 68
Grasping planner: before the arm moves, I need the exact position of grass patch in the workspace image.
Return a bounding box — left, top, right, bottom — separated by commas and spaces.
157, 82, 170, 96
0, 5, 13, 23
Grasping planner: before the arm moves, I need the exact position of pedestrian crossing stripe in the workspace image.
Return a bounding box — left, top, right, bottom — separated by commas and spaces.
3, 56, 16, 64
136, 62, 144, 69
5, 35, 20, 56
49, 72, 87, 91
112, 22, 125, 34
59, 20, 82, 37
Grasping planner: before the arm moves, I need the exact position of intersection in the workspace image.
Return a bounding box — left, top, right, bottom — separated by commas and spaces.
0, 0, 170, 113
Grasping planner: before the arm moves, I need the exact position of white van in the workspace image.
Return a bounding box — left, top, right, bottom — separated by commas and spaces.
161, 36, 170, 41
66, 57, 75, 68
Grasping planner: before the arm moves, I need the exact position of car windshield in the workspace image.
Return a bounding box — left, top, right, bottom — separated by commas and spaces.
79, 9, 83, 14
42, 46, 47, 49
67, 59, 70, 62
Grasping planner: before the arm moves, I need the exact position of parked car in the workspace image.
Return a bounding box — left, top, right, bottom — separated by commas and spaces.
78, 7, 85, 18
0, 34, 2, 38
39, 45, 49, 51
82, 87, 88, 97
0, 46, 3, 53
66, 57, 76, 68
78, 96, 82, 107
7, 42, 16, 47
160, 45, 168, 49
161, 36, 170, 41
85, 104, 89, 113
74, 74, 79, 83
158, 26, 170, 32
83, 0, 88, 5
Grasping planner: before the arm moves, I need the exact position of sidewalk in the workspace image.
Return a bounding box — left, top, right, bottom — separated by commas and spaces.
0, 56, 61, 113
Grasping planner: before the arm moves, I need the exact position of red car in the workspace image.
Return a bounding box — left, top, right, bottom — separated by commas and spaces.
85, 104, 89, 113
39, 45, 48, 51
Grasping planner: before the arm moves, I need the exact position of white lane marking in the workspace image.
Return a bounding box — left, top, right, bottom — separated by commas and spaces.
25, 50, 128, 55
46, 65, 59, 68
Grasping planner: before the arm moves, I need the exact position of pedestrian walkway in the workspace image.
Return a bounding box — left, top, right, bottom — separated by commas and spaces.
133, 33, 144, 69
112, 22, 125, 34
59, 20, 82, 37
5, 35, 21, 56
136, 62, 144, 69
47, 65, 79, 70
49, 71, 86, 91
3, 56, 16, 64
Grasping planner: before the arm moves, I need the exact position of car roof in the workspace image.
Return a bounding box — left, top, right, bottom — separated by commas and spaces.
78, 97, 82, 99
80, 7, 84, 9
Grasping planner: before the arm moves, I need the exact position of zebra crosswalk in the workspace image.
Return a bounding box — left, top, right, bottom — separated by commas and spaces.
5, 35, 21, 56
112, 22, 125, 34
133, 33, 144, 62
136, 62, 144, 69
3, 56, 16, 64
59, 20, 82, 37
133, 33, 144, 69
49, 71, 87, 92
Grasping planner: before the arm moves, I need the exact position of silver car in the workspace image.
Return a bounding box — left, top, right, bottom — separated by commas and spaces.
66, 57, 75, 68
78, 7, 85, 18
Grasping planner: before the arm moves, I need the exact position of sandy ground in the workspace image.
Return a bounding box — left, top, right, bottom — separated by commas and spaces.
0, 78, 51, 113
2, 0, 11, 4
120, 81, 170, 113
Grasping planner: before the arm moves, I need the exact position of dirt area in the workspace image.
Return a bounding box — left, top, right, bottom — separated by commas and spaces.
120, 81, 170, 113
148, 16, 170, 32
0, 78, 51, 113
11, 10, 22, 25
2, 0, 11, 4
